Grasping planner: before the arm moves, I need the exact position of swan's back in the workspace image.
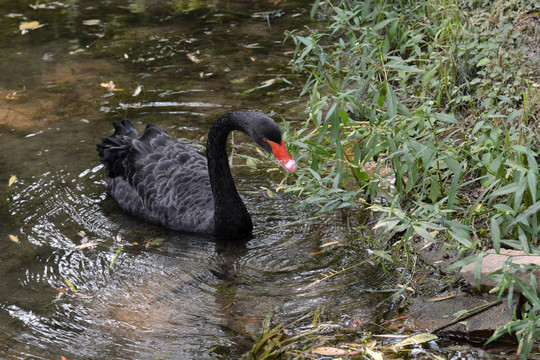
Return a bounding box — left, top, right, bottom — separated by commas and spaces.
97, 120, 215, 233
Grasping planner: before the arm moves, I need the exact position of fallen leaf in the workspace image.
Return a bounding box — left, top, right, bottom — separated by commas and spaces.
250, 56, 256, 62
8, 175, 16, 186
365, 346, 384, 360
262, 79, 276, 86
391, 333, 438, 349
132, 85, 142, 97
321, 241, 339, 247
64, 278, 77, 293
100, 81, 116, 91
72, 240, 98, 251
428, 294, 456, 302
69, 49, 85, 55
83, 19, 101, 26
6, 13, 24, 18
276, 264, 303, 272
75, 292, 98, 299
187, 54, 200, 63
312, 347, 348, 355
19, 21, 45, 34
9, 234, 19, 243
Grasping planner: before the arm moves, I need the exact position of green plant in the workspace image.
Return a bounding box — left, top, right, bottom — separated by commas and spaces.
284, 0, 539, 357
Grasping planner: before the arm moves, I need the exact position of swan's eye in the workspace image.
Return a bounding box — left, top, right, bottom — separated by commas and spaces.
263, 137, 268, 142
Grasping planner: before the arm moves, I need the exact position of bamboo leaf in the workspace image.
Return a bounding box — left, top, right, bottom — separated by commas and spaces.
446, 161, 463, 218
474, 253, 485, 290
490, 217, 501, 252
433, 112, 459, 124
385, 82, 397, 118
385, 63, 422, 73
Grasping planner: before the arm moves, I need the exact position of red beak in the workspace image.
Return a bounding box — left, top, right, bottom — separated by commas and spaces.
268, 139, 297, 172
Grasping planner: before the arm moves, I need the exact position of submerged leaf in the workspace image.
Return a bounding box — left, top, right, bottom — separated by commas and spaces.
8, 175, 16, 186
9, 234, 19, 243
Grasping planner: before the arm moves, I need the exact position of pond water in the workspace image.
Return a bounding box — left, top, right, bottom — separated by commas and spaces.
0, 1, 505, 359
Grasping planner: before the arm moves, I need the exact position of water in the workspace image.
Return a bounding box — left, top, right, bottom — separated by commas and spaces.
0, 1, 507, 359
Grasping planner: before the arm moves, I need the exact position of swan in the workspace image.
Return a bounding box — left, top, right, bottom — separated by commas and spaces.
97, 111, 297, 238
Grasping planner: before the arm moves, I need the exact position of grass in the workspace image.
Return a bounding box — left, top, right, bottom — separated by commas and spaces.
260, 0, 540, 358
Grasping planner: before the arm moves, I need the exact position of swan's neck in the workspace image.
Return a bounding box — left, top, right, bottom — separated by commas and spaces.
206, 113, 252, 236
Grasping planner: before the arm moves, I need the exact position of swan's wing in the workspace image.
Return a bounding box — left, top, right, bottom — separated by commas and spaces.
100, 123, 215, 232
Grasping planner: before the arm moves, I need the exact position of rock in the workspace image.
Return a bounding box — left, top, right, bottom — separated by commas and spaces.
460, 249, 540, 293
406, 291, 518, 344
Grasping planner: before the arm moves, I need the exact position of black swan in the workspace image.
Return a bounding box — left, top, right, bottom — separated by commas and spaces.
97, 111, 297, 238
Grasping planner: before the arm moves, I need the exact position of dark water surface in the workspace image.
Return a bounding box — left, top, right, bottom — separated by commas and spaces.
0, 1, 500, 359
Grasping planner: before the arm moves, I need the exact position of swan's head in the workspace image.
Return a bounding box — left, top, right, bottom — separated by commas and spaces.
245, 112, 297, 173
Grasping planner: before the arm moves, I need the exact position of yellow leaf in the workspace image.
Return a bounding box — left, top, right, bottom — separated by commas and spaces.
365, 346, 384, 360
83, 19, 101, 26
187, 54, 200, 63
8, 175, 16, 186
392, 333, 438, 349
63, 278, 78, 293
9, 234, 19, 243
312, 347, 348, 356
19, 21, 44, 31
100, 81, 116, 91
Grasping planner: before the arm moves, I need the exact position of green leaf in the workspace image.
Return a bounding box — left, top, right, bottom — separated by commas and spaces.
429, 179, 440, 203
246, 157, 257, 169
474, 253, 485, 290
445, 254, 476, 272
385, 82, 398, 118
446, 161, 463, 217
413, 224, 435, 242
490, 217, 501, 252
422, 67, 437, 87
110, 245, 123, 268
476, 57, 491, 67
444, 156, 461, 173
527, 170, 537, 201
372, 250, 392, 262
433, 112, 459, 124
310, 0, 320, 18
518, 226, 530, 253
372, 18, 397, 31
385, 63, 422, 73
448, 227, 472, 247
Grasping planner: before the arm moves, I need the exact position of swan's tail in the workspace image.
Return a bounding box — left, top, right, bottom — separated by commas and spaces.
97, 120, 139, 178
